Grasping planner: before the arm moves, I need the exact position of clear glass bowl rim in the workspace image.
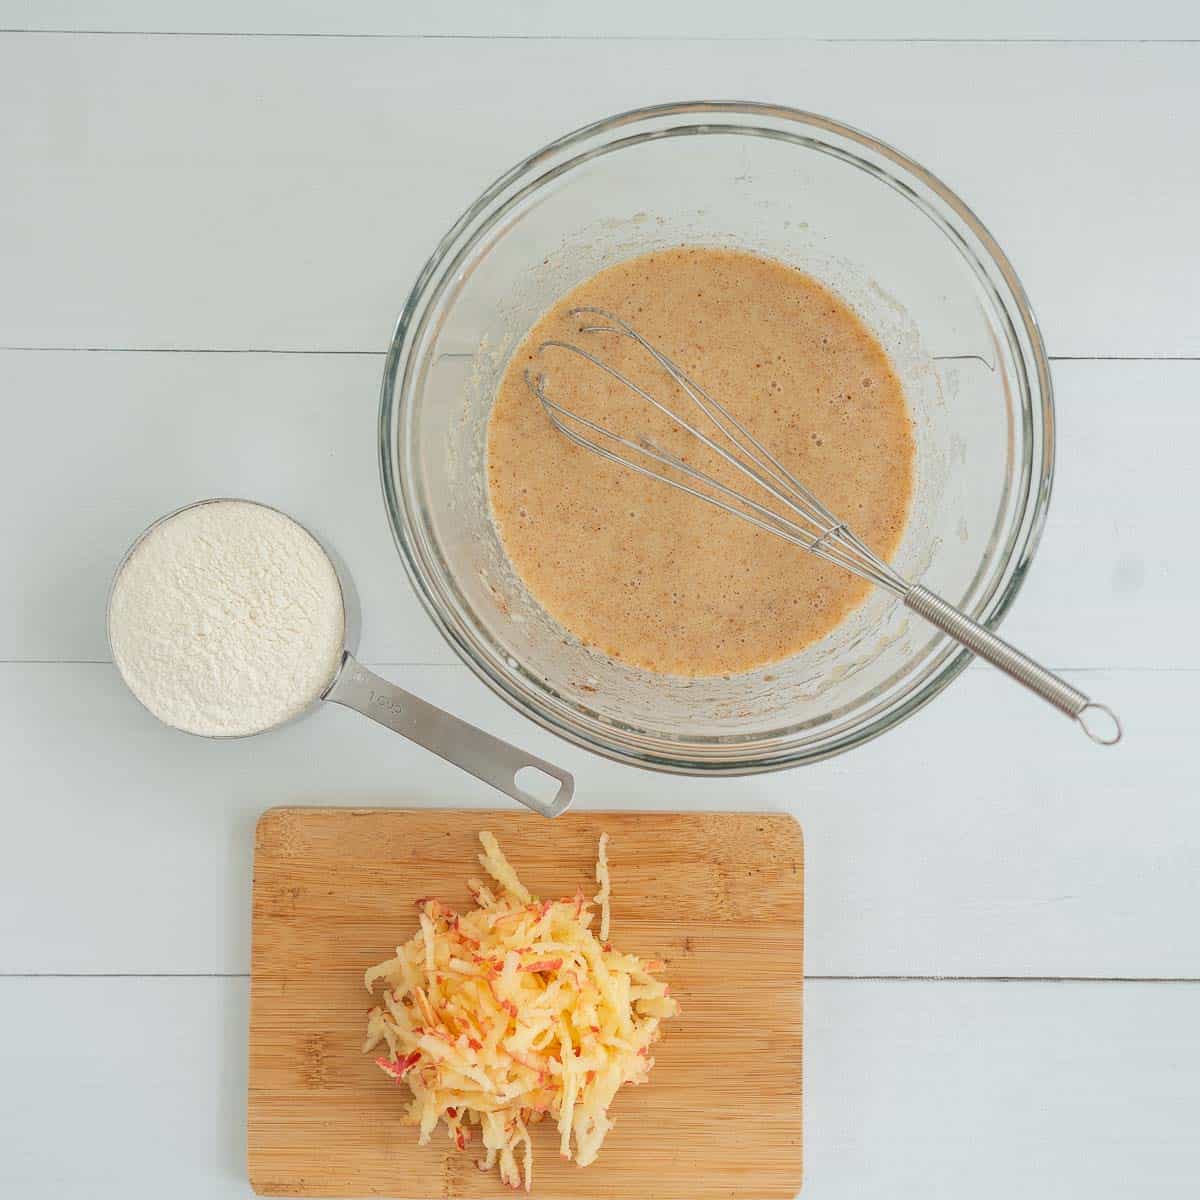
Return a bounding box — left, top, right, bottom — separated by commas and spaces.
379, 100, 1055, 775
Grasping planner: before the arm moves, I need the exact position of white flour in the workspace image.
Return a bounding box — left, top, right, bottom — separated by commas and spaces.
108, 500, 345, 737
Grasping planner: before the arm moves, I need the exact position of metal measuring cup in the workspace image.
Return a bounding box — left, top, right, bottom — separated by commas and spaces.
107, 499, 574, 818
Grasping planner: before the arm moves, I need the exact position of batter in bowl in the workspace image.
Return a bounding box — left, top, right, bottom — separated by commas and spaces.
486, 246, 914, 677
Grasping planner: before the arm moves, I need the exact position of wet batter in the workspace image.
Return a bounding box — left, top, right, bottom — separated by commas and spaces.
487, 246, 914, 677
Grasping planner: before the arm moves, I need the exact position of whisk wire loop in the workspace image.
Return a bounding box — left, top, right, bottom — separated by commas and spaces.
531, 310, 908, 594
572, 308, 857, 539
530, 376, 882, 577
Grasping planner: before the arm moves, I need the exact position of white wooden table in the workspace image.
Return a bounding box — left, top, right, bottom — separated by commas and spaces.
2, 4, 1198, 1196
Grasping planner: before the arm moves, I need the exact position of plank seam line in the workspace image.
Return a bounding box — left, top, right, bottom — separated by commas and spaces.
3, 972, 1198, 983
2, 346, 1199, 363
2, 30, 1200, 44
807, 975, 1200, 983
0, 346, 384, 356
2, 660, 1196, 674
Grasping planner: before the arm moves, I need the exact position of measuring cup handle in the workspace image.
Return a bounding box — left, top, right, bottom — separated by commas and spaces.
904, 586, 1122, 745
323, 652, 574, 817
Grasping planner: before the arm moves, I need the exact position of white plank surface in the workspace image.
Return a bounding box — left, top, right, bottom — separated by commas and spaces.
2, 977, 1197, 1199
4, 1, 1200, 40
2, 352, 1195, 669
1, 661, 1193, 977
2, 37, 1198, 357
3, 13, 1197, 1200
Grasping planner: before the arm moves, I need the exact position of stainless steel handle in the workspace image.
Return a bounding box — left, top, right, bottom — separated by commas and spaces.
323, 652, 574, 817
904, 586, 1121, 745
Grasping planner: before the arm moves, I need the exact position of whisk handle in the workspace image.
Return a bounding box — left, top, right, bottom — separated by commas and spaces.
904, 586, 1121, 745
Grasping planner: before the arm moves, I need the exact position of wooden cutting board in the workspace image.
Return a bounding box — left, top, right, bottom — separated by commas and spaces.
248, 808, 804, 1199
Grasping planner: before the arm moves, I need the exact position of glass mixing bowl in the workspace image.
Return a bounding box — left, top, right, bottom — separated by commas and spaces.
380, 102, 1053, 773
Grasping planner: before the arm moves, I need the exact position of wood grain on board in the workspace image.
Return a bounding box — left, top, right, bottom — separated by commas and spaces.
248, 808, 805, 1199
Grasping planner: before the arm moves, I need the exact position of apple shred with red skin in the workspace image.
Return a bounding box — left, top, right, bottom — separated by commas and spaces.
363, 831, 679, 1191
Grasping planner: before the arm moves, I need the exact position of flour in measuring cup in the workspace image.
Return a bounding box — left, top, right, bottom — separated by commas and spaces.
108, 500, 345, 737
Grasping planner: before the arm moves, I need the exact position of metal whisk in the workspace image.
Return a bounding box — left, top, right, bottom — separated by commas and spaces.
526, 307, 1121, 745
